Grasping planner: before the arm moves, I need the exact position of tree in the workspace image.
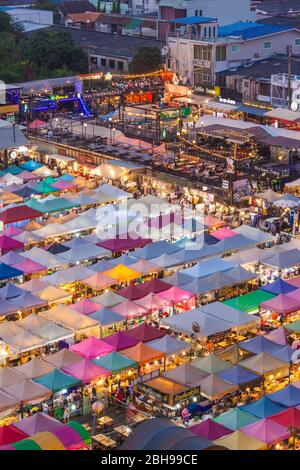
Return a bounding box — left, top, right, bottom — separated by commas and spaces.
130, 46, 162, 74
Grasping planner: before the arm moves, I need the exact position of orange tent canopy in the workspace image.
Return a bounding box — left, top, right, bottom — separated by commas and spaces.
121, 341, 164, 365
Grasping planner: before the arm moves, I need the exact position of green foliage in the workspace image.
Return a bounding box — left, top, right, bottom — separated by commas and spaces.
130, 46, 162, 74
0, 13, 89, 83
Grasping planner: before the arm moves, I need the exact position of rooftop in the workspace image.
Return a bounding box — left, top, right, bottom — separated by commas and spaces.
169, 16, 217, 25
219, 21, 296, 40
253, 0, 300, 15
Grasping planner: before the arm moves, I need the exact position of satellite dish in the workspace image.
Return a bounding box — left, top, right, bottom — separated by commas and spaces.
192, 321, 201, 334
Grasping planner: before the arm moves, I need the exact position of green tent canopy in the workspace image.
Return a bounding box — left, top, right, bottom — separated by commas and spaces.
192, 353, 231, 374
213, 408, 260, 430
124, 18, 143, 30
92, 352, 138, 374
4, 164, 23, 175
67, 420, 92, 446
27, 197, 78, 214
33, 369, 81, 392
12, 439, 42, 450
44, 177, 57, 185
223, 290, 276, 313
32, 182, 59, 195
284, 320, 300, 334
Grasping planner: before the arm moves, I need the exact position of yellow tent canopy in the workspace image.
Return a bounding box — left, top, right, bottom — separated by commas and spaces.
36, 285, 72, 304
0, 190, 23, 205
103, 264, 141, 283
214, 430, 266, 450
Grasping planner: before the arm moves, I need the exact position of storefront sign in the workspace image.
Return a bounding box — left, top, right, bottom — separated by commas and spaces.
174, 387, 200, 403
220, 97, 236, 105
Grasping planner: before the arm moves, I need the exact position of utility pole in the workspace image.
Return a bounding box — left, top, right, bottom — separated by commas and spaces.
287, 44, 293, 109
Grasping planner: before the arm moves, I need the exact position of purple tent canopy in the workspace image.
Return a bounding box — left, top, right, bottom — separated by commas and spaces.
13, 412, 63, 435
190, 418, 232, 440
102, 331, 139, 351
97, 233, 152, 253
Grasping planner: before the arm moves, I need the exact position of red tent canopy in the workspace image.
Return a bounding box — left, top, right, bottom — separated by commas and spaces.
0, 206, 43, 226
117, 278, 172, 300
0, 424, 28, 445
269, 407, 300, 429
102, 332, 139, 351
125, 323, 166, 343
28, 120, 47, 129
97, 234, 152, 253
0, 235, 23, 253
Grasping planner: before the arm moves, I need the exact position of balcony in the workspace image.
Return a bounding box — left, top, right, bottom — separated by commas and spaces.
168, 31, 214, 42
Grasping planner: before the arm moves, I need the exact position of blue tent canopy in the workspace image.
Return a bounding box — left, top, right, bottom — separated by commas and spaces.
132, 241, 180, 260
89, 307, 124, 326
239, 335, 283, 355
260, 278, 297, 295
20, 160, 42, 172
13, 186, 39, 199
269, 345, 294, 363
182, 257, 233, 279
0, 263, 23, 280
239, 396, 287, 418
268, 384, 300, 407
217, 365, 261, 385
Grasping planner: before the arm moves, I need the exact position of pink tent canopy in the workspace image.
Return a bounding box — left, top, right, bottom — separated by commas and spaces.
190, 418, 232, 440
241, 418, 290, 445
102, 331, 139, 351
211, 227, 237, 240
287, 277, 300, 288
261, 294, 300, 315
113, 300, 149, 320
265, 327, 288, 346
134, 292, 169, 312
28, 119, 46, 129
0, 235, 23, 253
97, 234, 152, 253
18, 171, 39, 182
70, 336, 115, 360
156, 286, 195, 304
62, 359, 110, 383
13, 259, 46, 275
71, 298, 101, 315
3, 226, 23, 238
204, 215, 225, 229
50, 180, 77, 191
83, 272, 115, 290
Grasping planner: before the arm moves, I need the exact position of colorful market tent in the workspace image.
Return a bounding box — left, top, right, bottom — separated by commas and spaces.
83, 272, 115, 290
121, 341, 164, 365
132, 240, 180, 260
0, 424, 28, 445
92, 291, 125, 307
35, 322, 73, 343
102, 331, 139, 351
148, 336, 191, 356
92, 352, 137, 373
38, 305, 99, 332
217, 365, 261, 385
125, 323, 166, 343
14, 357, 54, 379
43, 349, 82, 369
200, 302, 259, 329
71, 298, 100, 315
261, 279, 297, 295
10, 291, 47, 310
211, 227, 237, 240
199, 374, 238, 401
162, 364, 208, 387
97, 234, 152, 253
192, 353, 231, 374
113, 300, 149, 320
117, 278, 171, 300
239, 353, 289, 377
190, 418, 232, 441
20, 160, 42, 172
3, 379, 50, 403
34, 369, 81, 392
213, 430, 266, 450
240, 397, 287, 418
268, 384, 300, 407
62, 359, 110, 383
239, 336, 284, 355
262, 249, 300, 269
35, 285, 72, 304
213, 408, 260, 430
13, 412, 63, 435
264, 327, 288, 346
0, 235, 23, 253
13, 259, 46, 275
161, 308, 231, 337
134, 292, 169, 311
269, 407, 300, 429
241, 418, 290, 446
0, 390, 20, 412
0, 282, 29, 300
223, 290, 276, 313
70, 336, 115, 360
157, 286, 195, 304
182, 257, 234, 279
0, 367, 24, 387
0, 251, 25, 266
284, 320, 300, 333
89, 307, 124, 326
261, 294, 300, 315
20, 278, 50, 293
103, 264, 141, 283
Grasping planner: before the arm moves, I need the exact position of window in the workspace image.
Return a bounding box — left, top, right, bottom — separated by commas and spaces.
194, 44, 212, 61
109, 59, 115, 69
118, 61, 124, 71
195, 9, 198, 16
295, 39, 300, 45
263, 41, 271, 49
231, 44, 240, 52
216, 45, 226, 61
199, 10, 203, 16
101, 58, 106, 67
208, 27, 211, 37
90, 56, 98, 65
213, 26, 216, 37
194, 66, 212, 86
204, 27, 207, 37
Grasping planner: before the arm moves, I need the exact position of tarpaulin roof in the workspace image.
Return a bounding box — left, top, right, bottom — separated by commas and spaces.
97, 234, 152, 253
20, 160, 42, 172
3, 379, 50, 403
0, 390, 19, 412
34, 369, 81, 392
211, 227, 237, 240
284, 320, 300, 333
70, 336, 115, 360
0, 282, 29, 300
213, 408, 260, 430
10, 291, 47, 310
148, 336, 190, 356
239, 336, 284, 355
28, 197, 77, 214
102, 331, 139, 351
192, 353, 231, 374
200, 302, 258, 328
217, 365, 261, 385
43, 349, 82, 369
198, 373, 238, 401
14, 357, 54, 379
227, 247, 272, 266
190, 418, 232, 441
240, 353, 288, 376
234, 225, 276, 243
268, 384, 300, 407
261, 278, 297, 295
92, 352, 137, 373
13, 259, 46, 275
62, 359, 110, 383
241, 418, 290, 445
36, 285, 71, 303
182, 257, 233, 279
118, 278, 171, 300
162, 364, 208, 387
125, 323, 166, 343
89, 307, 123, 326
132, 240, 180, 260
113, 299, 149, 320
156, 286, 195, 303
213, 430, 266, 450
121, 341, 164, 365
254, 188, 282, 202
264, 327, 288, 346
45, 265, 94, 285
103, 264, 141, 282
20, 278, 50, 293
13, 412, 63, 435
262, 293, 300, 314
83, 272, 116, 290
38, 305, 99, 332
0, 424, 28, 446
0, 235, 23, 252
223, 290, 276, 313
262, 249, 300, 269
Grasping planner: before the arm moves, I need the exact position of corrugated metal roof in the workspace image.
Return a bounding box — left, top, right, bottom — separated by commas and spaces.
219, 21, 295, 40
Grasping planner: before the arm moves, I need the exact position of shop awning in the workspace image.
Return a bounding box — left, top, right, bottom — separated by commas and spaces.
237, 104, 268, 117
33, 369, 81, 392
265, 107, 300, 122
